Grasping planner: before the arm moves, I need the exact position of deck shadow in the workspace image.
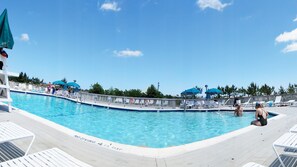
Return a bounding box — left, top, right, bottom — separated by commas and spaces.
269, 154, 297, 167
0, 142, 25, 162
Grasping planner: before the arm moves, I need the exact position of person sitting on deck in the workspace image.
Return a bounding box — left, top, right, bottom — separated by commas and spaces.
251, 103, 268, 126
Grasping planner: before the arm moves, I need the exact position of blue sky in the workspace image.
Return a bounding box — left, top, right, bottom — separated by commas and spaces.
1, 0, 297, 95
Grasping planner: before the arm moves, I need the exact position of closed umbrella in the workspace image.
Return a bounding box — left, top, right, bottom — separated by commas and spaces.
0, 9, 14, 49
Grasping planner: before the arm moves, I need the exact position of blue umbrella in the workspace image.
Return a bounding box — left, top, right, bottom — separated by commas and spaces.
181, 87, 202, 96
66, 82, 80, 89
205, 88, 223, 95
52, 80, 66, 86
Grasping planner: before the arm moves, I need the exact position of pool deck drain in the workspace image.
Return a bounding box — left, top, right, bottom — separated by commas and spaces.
0, 106, 295, 166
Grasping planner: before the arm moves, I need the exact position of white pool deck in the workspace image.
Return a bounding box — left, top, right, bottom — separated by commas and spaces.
0, 100, 296, 166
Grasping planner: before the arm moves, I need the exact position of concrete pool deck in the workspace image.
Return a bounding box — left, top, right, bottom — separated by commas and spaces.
0, 106, 296, 166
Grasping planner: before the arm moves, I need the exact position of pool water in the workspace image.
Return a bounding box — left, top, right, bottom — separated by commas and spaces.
10, 92, 270, 148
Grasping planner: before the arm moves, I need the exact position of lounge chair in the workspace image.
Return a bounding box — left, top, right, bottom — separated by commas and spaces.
284, 100, 295, 106
156, 100, 161, 106
289, 124, 297, 133
272, 132, 297, 167
242, 98, 252, 107
242, 162, 265, 167
0, 148, 92, 167
139, 99, 145, 105
0, 122, 35, 156
162, 100, 168, 106
134, 99, 140, 105
273, 96, 282, 107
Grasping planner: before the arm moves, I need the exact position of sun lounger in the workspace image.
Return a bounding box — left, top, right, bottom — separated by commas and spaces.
284, 100, 295, 106
242, 162, 265, 167
273, 96, 282, 107
272, 132, 297, 167
0, 148, 92, 167
289, 124, 297, 133
0, 122, 35, 156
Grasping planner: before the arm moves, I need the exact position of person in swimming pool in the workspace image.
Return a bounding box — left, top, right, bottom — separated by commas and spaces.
234, 104, 243, 117
251, 103, 268, 126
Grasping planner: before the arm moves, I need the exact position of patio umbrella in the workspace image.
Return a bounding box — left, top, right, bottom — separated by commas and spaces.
205, 88, 223, 95
66, 82, 80, 89
52, 80, 66, 86
0, 9, 14, 49
181, 87, 202, 96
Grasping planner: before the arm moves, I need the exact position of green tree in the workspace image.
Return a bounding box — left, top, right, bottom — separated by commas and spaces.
259, 84, 274, 95
146, 84, 162, 98
287, 83, 295, 94
237, 87, 247, 96
124, 89, 144, 97
224, 85, 237, 98
278, 86, 286, 95
113, 88, 124, 96
246, 82, 258, 96
89, 82, 104, 94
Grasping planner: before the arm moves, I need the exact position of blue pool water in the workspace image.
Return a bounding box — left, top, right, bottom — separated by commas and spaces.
10, 92, 271, 148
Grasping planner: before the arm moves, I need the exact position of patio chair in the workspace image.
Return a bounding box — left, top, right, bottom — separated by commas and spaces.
162, 100, 169, 106
242, 162, 265, 167
289, 124, 297, 133
273, 96, 282, 107
272, 132, 297, 167
0, 122, 35, 156
284, 100, 295, 106
242, 98, 252, 107
134, 99, 140, 105
0, 148, 92, 167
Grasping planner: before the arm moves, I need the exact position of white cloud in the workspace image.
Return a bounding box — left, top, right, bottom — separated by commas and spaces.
275, 28, 297, 53
20, 33, 30, 42
100, 2, 121, 12
197, 0, 230, 11
294, 17, 297, 22
114, 49, 143, 57
283, 42, 297, 53
275, 28, 297, 43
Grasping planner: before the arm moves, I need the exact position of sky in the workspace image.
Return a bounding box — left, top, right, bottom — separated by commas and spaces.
1, 0, 297, 96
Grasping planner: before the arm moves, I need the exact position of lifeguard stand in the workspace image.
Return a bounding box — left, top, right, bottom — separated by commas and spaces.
0, 56, 12, 112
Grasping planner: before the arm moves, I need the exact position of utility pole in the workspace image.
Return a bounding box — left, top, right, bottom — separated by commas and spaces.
158, 82, 160, 91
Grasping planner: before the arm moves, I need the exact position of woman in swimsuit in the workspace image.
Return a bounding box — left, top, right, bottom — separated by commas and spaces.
234, 104, 243, 117
251, 103, 268, 126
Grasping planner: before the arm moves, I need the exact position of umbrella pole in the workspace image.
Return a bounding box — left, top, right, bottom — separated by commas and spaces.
183, 98, 186, 112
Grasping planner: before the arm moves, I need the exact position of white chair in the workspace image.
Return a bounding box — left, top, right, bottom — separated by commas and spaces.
242, 98, 252, 107
273, 96, 282, 107
284, 100, 295, 106
0, 148, 92, 167
139, 99, 145, 105
289, 124, 297, 133
134, 99, 140, 105
242, 162, 265, 167
273, 132, 297, 167
0, 122, 35, 156
162, 100, 169, 106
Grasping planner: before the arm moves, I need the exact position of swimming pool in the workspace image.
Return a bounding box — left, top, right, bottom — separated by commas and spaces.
10, 92, 272, 148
